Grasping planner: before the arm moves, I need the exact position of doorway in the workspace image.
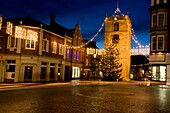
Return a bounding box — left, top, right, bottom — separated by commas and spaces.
24, 66, 33, 82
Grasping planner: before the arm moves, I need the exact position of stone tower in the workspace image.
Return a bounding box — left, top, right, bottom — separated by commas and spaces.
104, 8, 132, 81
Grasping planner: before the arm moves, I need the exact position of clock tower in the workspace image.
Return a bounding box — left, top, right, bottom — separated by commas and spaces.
104, 8, 132, 81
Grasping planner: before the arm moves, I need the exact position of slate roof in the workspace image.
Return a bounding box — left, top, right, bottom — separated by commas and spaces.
6, 16, 74, 37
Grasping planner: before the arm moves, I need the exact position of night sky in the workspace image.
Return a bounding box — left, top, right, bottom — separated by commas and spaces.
0, 0, 150, 49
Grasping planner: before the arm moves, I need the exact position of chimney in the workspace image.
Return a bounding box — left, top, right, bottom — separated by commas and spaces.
50, 11, 56, 26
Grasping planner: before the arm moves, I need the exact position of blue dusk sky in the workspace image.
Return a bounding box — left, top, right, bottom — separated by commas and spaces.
0, 0, 150, 48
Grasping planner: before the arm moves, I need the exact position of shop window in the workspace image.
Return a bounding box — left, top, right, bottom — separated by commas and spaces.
6, 60, 16, 72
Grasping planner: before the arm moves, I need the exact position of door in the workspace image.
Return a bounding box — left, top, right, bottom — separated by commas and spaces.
24, 66, 33, 82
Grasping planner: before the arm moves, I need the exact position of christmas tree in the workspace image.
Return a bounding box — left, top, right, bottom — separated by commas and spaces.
99, 44, 122, 81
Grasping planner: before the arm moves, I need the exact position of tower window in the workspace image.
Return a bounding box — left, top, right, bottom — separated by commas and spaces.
114, 22, 119, 31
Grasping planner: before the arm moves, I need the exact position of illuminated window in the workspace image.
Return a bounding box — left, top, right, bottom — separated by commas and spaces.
114, 22, 119, 31
42, 38, 49, 52
25, 39, 35, 49
77, 51, 80, 60
66, 48, 70, 58
157, 35, 164, 51
59, 44, 64, 55
152, 14, 157, 28
158, 13, 165, 27
52, 42, 57, 54
74, 50, 76, 60
0, 36, 2, 49
7, 36, 17, 48
151, 36, 156, 51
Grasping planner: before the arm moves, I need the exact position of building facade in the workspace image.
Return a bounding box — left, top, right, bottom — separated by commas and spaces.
0, 15, 84, 83
104, 9, 132, 81
149, 0, 170, 83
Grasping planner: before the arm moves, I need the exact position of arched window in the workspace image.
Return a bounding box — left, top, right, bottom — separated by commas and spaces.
114, 22, 119, 31
112, 35, 119, 43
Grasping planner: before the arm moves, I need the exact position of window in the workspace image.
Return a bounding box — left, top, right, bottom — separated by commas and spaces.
0, 36, 2, 49
7, 36, 17, 48
154, 0, 157, 5
77, 51, 80, 60
6, 60, 16, 72
157, 35, 164, 50
52, 42, 57, 54
114, 22, 119, 31
151, 36, 156, 51
66, 48, 70, 58
42, 39, 49, 52
158, 13, 164, 27
152, 14, 157, 28
74, 50, 76, 60
25, 39, 35, 49
112, 35, 119, 43
59, 44, 64, 55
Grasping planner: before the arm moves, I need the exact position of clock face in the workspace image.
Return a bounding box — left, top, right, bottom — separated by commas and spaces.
112, 35, 119, 43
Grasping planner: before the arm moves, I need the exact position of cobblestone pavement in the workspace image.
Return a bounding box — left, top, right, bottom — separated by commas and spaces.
0, 80, 170, 113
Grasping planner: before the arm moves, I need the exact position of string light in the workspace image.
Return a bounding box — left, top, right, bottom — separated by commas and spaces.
6, 21, 13, 35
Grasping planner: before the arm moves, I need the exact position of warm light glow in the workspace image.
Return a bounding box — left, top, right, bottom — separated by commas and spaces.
152, 52, 156, 55
15, 26, 26, 38
6, 21, 13, 35
158, 52, 163, 55
26, 29, 38, 41
93, 54, 97, 58
0, 16, 2, 30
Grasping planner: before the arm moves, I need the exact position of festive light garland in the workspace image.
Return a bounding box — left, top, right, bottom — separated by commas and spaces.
131, 28, 150, 48
6, 21, 13, 35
